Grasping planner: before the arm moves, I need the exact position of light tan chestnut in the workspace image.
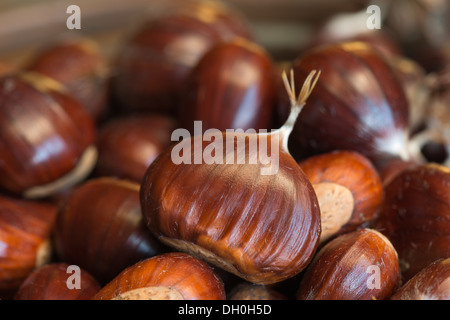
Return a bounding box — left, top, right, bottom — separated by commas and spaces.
391, 258, 450, 300
93, 252, 226, 300
140, 70, 322, 284
297, 228, 401, 300
299, 150, 384, 244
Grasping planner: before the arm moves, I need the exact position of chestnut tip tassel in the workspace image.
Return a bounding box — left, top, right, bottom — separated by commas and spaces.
140, 69, 322, 285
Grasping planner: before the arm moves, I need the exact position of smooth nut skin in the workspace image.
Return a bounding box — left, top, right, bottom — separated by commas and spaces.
0, 195, 57, 296
113, 0, 252, 116
93, 252, 226, 300
178, 38, 277, 134
228, 282, 287, 300
299, 150, 384, 241
26, 37, 109, 122
375, 164, 450, 282
390, 258, 450, 300
95, 114, 176, 183
297, 228, 401, 300
53, 177, 168, 284
0, 72, 96, 196
279, 41, 409, 165
14, 263, 101, 300
140, 132, 321, 285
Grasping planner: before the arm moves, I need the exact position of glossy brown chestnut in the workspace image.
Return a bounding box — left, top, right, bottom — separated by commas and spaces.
296, 228, 401, 300
93, 252, 226, 300
299, 150, 384, 244
375, 163, 450, 281
95, 114, 177, 183
279, 41, 410, 166
178, 38, 277, 134
228, 282, 287, 300
0, 195, 57, 296
26, 37, 109, 122
14, 263, 100, 300
113, 0, 252, 116
53, 177, 168, 284
140, 70, 322, 285
0, 72, 97, 199
391, 258, 450, 300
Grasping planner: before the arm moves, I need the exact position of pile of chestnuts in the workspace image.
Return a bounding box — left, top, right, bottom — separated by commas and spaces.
0, 0, 449, 301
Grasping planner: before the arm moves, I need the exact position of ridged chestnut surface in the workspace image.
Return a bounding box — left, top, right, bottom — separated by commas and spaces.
391, 258, 450, 300
95, 114, 176, 183
297, 228, 401, 300
27, 37, 109, 122
113, 0, 252, 115
178, 38, 277, 134
141, 71, 322, 285
0, 195, 57, 295
53, 177, 168, 284
299, 150, 384, 243
376, 164, 450, 281
279, 41, 410, 166
0, 72, 97, 198
14, 263, 101, 300
93, 252, 226, 300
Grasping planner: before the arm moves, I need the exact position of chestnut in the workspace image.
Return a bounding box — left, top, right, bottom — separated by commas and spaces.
299, 150, 384, 244
140, 70, 322, 285
26, 37, 110, 122
0, 72, 97, 199
53, 177, 168, 284
228, 282, 287, 300
278, 41, 410, 166
0, 194, 57, 297
375, 163, 450, 282
14, 263, 101, 300
296, 228, 401, 300
391, 258, 450, 300
93, 252, 226, 300
113, 0, 252, 116
178, 38, 277, 134
94, 113, 177, 183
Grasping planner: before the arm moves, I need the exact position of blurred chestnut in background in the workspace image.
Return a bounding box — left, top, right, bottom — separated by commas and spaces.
0, 195, 57, 297
228, 282, 287, 300
0, 72, 97, 199
14, 263, 100, 300
95, 114, 176, 183
278, 41, 410, 167
297, 228, 401, 300
26, 37, 110, 122
53, 177, 168, 284
299, 150, 384, 244
376, 164, 450, 282
112, 0, 252, 116
178, 38, 277, 134
391, 258, 450, 300
93, 252, 226, 300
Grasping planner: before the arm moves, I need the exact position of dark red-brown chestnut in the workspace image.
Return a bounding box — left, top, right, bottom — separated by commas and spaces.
178, 38, 277, 134
140, 70, 322, 285
95, 114, 177, 183
0, 72, 97, 199
375, 163, 450, 282
93, 252, 226, 300
26, 37, 109, 122
53, 177, 168, 284
113, 0, 252, 116
278, 41, 410, 166
299, 150, 384, 244
0, 195, 57, 297
14, 263, 100, 300
390, 258, 450, 300
228, 282, 287, 300
297, 228, 401, 300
